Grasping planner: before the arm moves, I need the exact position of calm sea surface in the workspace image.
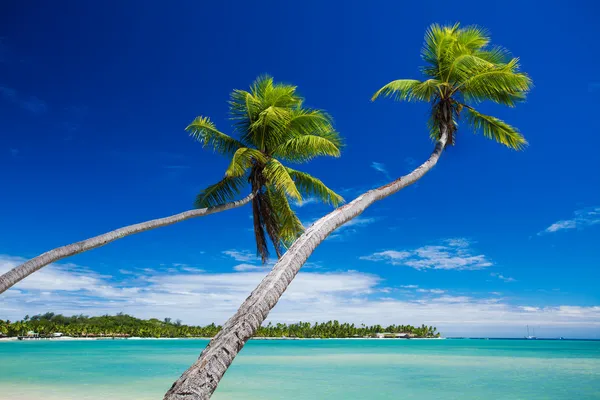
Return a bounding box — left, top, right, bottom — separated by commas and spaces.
1, 339, 599, 399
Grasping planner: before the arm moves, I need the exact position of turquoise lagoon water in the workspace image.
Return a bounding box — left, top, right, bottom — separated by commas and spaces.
1, 339, 599, 399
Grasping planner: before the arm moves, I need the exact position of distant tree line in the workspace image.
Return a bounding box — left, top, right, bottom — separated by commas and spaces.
0, 313, 440, 338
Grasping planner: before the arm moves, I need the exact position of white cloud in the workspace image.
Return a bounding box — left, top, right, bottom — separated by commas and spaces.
222, 249, 258, 262
1, 255, 599, 338
370, 162, 390, 178
490, 272, 516, 282
540, 207, 600, 234
417, 288, 445, 294
361, 238, 492, 271
233, 263, 270, 272
293, 197, 319, 208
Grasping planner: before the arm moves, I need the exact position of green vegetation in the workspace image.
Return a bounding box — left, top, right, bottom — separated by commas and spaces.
373, 23, 532, 150
0, 313, 439, 339
190, 75, 343, 262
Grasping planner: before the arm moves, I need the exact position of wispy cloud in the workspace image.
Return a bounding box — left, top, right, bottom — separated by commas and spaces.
540, 207, 600, 235
490, 272, 516, 282
361, 238, 493, 271
371, 162, 390, 179
293, 197, 319, 208
1, 254, 599, 338
223, 249, 259, 263
417, 288, 446, 294
0, 86, 47, 114
233, 263, 270, 272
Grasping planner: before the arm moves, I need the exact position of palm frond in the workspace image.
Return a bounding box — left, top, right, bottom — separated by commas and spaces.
266, 186, 304, 246
273, 132, 342, 163
262, 159, 302, 201
464, 107, 528, 150
225, 147, 267, 177
372, 79, 424, 102
195, 175, 248, 208
286, 167, 344, 207
186, 116, 244, 155
412, 79, 442, 101
421, 23, 460, 79
229, 89, 257, 146
249, 105, 292, 151
459, 59, 532, 105
475, 46, 511, 64
287, 108, 334, 136
455, 25, 489, 52
446, 54, 495, 83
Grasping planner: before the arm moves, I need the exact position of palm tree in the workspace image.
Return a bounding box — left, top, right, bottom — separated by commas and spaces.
190, 75, 343, 261
372, 23, 530, 150
0, 75, 342, 293
164, 23, 531, 399
0, 191, 252, 295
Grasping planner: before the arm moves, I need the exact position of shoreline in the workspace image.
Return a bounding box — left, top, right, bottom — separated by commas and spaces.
0, 336, 445, 342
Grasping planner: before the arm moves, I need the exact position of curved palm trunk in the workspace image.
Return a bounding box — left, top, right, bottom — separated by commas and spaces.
163, 131, 448, 400
0, 194, 254, 294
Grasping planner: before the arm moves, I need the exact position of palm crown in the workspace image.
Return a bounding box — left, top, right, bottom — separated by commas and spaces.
187, 75, 344, 262
373, 23, 532, 150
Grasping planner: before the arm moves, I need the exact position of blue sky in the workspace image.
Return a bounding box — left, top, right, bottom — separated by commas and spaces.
1, 1, 599, 338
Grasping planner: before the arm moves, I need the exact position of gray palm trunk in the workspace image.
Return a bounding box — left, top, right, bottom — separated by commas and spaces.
163, 130, 448, 399
0, 194, 254, 294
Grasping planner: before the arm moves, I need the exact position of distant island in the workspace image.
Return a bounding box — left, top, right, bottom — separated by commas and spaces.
0, 313, 440, 339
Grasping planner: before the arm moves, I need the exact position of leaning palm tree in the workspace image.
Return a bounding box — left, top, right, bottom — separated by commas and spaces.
164, 23, 532, 399
0, 75, 342, 294
190, 75, 343, 261
0, 191, 251, 295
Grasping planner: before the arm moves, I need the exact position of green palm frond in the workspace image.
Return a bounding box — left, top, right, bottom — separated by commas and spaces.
249, 105, 293, 151
412, 79, 442, 102
287, 108, 334, 136
464, 107, 527, 150
459, 59, 532, 104
455, 25, 489, 52
372, 79, 423, 102
195, 175, 248, 208
266, 186, 304, 245
261, 82, 301, 109
225, 147, 267, 177
475, 46, 511, 64
262, 159, 302, 201
421, 23, 461, 78
229, 89, 256, 144
286, 167, 344, 207
186, 116, 243, 155
274, 132, 342, 163
446, 54, 495, 83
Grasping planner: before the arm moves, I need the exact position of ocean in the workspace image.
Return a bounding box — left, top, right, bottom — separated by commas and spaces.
1, 338, 599, 399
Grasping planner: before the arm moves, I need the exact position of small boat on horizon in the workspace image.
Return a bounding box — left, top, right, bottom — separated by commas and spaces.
525, 325, 537, 340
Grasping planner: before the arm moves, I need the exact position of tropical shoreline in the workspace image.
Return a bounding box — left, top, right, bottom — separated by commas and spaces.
0, 336, 447, 342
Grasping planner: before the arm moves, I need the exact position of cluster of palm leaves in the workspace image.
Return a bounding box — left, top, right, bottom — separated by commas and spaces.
187, 76, 344, 262
373, 23, 532, 150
